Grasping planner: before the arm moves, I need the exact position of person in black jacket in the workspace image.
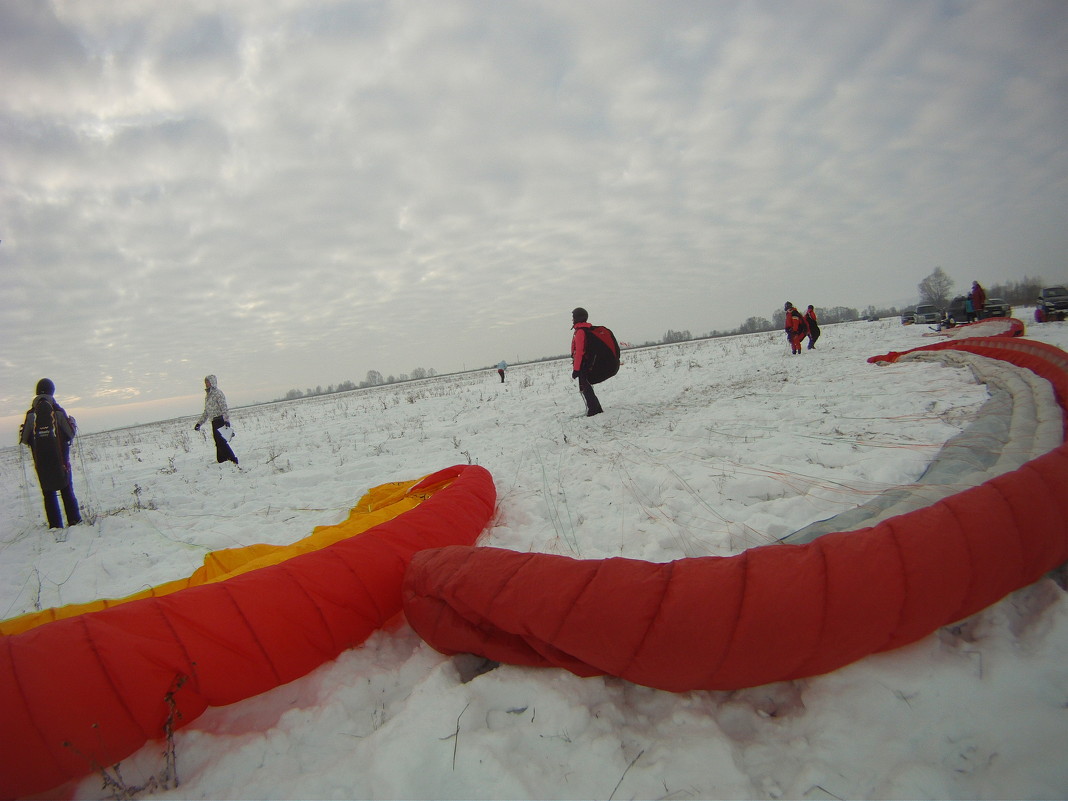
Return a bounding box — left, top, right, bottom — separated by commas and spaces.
20, 378, 82, 529
804, 305, 821, 349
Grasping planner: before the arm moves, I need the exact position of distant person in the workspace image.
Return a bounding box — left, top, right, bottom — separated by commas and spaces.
194, 374, 238, 465
784, 302, 809, 355
497, 360, 507, 383
570, 307, 621, 417
804, 305, 821, 349
19, 378, 82, 529
970, 281, 986, 321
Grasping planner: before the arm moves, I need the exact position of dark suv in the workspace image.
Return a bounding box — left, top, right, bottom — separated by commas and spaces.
946, 295, 1012, 323
1037, 286, 1068, 322
945, 296, 970, 324
982, 297, 1011, 318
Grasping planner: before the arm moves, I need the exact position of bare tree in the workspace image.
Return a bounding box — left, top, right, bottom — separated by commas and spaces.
918, 267, 954, 307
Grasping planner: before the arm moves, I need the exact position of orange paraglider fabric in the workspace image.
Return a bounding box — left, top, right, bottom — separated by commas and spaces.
402, 338, 1068, 692
0, 471, 455, 637
0, 464, 495, 801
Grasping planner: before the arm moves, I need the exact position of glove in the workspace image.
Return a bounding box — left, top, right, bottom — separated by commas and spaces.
194, 423, 201, 431
572, 370, 580, 379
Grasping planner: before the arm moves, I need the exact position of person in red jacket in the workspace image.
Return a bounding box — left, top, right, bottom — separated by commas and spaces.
970, 281, 986, 320
784, 302, 809, 355
571, 307, 604, 416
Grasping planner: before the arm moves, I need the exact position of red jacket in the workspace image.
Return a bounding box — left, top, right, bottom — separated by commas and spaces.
785, 308, 808, 334
572, 322, 593, 372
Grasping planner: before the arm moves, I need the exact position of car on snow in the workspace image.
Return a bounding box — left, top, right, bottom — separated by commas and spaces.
1036, 286, 1068, 322
945, 296, 970, 324
900, 309, 916, 325
945, 295, 1012, 324
912, 304, 941, 325
982, 297, 1012, 318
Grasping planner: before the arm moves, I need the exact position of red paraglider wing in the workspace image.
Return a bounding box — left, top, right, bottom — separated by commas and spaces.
0, 464, 495, 801
403, 338, 1068, 692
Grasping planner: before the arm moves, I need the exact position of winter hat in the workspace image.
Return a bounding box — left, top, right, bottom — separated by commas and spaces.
36, 378, 55, 396
784, 302, 794, 311
572, 307, 588, 323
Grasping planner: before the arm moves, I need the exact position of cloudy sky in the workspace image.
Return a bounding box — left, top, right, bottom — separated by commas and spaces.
3, 1, 1067, 432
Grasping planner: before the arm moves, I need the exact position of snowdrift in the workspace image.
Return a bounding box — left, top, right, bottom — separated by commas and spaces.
0, 464, 495, 800
403, 337, 1068, 692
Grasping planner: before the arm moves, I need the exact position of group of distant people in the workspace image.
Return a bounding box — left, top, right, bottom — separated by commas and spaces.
783, 302, 821, 355
19, 373, 238, 530
23, 300, 821, 530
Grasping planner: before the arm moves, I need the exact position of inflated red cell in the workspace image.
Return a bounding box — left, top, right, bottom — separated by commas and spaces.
0, 464, 495, 800
404, 336, 1068, 692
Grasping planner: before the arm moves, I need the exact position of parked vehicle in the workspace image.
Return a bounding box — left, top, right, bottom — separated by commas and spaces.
913, 304, 941, 325
945, 296, 970, 324
982, 297, 1012, 318
900, 309, 916, 325
947, 294, 1012, 322
1036, 286, 1068, 322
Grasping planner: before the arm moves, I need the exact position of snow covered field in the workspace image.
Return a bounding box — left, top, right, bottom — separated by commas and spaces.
3, 316, 1067, 800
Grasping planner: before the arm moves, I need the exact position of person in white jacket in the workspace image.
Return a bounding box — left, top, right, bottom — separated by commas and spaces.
194, 374, 238, 465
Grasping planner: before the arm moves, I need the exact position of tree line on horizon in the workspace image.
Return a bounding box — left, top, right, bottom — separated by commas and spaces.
277, 367, 438, 401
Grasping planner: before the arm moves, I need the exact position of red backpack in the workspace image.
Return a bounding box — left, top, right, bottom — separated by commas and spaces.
582, 325, 621, 384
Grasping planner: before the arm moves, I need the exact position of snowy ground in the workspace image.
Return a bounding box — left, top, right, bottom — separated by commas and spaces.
2, 315, 1067, 800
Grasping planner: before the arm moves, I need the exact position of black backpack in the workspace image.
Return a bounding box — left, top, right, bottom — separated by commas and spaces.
28, 397, 61, 452
582, 325, 621, 384
23, 397, 72, 491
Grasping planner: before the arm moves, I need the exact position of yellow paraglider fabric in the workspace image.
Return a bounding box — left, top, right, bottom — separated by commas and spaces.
0, 472, 455, 636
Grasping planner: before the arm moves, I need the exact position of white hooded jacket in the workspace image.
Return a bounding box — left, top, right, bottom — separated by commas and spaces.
196, 375, 230, 427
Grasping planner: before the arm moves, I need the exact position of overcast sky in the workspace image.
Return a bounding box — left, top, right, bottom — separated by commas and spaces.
3, 0, 1067, 432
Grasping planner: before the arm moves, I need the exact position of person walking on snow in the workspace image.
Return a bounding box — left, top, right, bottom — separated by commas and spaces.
571, 307, 605, 417
784, 302, 809, 355
19, 378, 82, 529
805, 305, 821, 349
497, 361, 507, 383
194, 374, 238, 465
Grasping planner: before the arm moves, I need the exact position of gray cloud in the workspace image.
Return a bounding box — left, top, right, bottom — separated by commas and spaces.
2, 0, 1067, 426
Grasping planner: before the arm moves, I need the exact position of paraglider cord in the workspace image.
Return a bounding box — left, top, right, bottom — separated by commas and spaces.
74, 441, 98, 526
440, 703, 470, 771
608, 749, 645, 801
17, 443, 35, 529
62, 673, 187, 797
